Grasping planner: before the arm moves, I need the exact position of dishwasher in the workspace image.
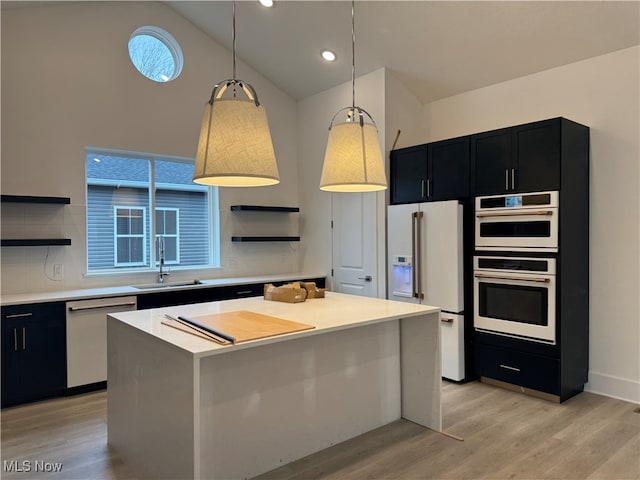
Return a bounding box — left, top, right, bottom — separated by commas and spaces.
66, 296, 137, 388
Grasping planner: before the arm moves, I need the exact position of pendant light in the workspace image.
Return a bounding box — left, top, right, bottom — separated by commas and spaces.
320, 0, 387, 192
194, 1, 279, 187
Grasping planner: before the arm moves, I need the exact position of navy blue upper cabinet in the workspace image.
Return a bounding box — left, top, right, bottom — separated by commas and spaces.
390, 144, 428, 204
470, 127, 512, 196
428, 136, 470, 201
471, 118, 562, 196
390, 136, 470, 204
514, 119, 561, 193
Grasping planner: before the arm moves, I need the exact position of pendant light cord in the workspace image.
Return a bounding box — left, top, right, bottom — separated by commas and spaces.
232, 0, 237, 81
351, 0, 355, 109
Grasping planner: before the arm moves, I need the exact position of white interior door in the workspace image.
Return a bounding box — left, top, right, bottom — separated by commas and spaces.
331, 192, 378, 297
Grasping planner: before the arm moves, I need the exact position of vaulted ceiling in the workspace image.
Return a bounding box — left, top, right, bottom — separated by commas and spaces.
167, 1, 640, 103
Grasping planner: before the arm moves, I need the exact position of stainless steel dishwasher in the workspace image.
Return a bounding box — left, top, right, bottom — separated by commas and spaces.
66, 296, 137, 388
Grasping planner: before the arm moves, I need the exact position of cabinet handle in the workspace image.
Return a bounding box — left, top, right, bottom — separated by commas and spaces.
6, 312, 33, 319
476, 210, 553, 218
427, 179, 430, 198
474, 273, 551, 283
13, 328, 18, 352
22, 327, 26, 350
68, 301, 136, 311
505, 170, 509, 190
236, 290, 252, 295
441, 317, 454, 323
500, 364, 521, 372
421, 179, 425, 198
511, 168, 515, 190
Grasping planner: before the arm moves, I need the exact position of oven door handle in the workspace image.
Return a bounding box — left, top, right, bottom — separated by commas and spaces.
474, 273, 551, 283
475, 210, 554, 218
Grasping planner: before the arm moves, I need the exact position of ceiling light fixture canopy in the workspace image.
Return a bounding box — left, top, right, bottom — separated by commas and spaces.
319, 0, 387, 193
194, 1, 279, 187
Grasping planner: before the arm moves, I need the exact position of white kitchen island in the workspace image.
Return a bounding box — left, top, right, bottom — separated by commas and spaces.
107, 292, 441, 480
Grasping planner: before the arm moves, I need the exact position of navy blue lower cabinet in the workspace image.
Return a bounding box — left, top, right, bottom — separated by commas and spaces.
475, 343, 560, 397
1, 302, 67, 408
137, 278, 326, 309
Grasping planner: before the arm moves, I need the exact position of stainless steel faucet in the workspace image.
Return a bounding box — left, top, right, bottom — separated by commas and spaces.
157, 236, 170, 283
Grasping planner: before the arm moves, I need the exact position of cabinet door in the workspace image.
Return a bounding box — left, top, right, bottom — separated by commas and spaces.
471, 127, 512, 196
1, 302, 66, 407
428, 136, 470, 201
19, 304, 66, 402
513, 119, 560, 193
1, 316, 22, 407
390, 145, 428, 204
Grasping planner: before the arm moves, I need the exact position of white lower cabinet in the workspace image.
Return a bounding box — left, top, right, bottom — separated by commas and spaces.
440, 312, 465, 382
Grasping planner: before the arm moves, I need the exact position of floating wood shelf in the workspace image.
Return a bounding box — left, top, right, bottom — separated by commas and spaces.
1, 195, 71, 204
231, 236, 300, 243
230, 205, 299, 213
1, 239, 72, 247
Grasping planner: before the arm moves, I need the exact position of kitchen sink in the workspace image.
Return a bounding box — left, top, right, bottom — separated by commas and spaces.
133, 280, 204, 290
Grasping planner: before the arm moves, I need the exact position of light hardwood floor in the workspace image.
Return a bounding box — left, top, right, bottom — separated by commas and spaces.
1, 381, 638, 479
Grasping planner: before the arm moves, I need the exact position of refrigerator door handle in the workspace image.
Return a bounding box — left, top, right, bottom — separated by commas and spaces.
411, 212, 420, 298
412, 211, 424, 300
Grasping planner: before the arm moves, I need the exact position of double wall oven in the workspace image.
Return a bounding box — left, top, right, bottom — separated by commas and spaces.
473, 191, 558, 345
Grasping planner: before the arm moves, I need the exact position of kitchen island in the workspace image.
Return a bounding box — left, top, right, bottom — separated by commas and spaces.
107, 292, 441, 480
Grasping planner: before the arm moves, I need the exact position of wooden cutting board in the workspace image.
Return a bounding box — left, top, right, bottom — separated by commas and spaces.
162, 310, 315, 344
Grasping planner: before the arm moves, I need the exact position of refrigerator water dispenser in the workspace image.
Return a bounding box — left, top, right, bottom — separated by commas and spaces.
392, 255, 413, 297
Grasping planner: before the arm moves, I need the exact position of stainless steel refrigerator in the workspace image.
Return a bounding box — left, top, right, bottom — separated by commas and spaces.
387, 200, 465, 381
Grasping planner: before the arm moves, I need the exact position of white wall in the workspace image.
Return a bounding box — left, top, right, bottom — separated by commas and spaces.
297, 69, 387, 291
423, 46, 640, 403
1, 2, 300, 294
384, 70, 428, 152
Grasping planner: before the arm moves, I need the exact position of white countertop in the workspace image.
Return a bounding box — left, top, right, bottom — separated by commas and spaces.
0, 272, 325, 306
109, 292, 440, 359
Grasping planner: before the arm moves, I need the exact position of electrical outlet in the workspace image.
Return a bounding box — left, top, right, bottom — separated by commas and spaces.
53, 263, 64, 279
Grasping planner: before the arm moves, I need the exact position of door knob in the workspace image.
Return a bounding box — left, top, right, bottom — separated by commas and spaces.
358, 275, 372, 282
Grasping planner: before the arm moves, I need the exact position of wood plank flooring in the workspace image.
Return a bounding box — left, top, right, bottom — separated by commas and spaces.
1, 381, 638, 479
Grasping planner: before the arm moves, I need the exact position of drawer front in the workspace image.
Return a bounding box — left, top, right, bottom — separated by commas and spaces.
215, 283, 265, 300
2, 301, 65, 321
475, 343, 559, 395
440, 313, 465, 382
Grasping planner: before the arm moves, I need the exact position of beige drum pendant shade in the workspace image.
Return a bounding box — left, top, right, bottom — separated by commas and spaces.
320, 121, 386, 192
193, 98, 279, 187
192, 0, 279, 187
319, 0, 387, 193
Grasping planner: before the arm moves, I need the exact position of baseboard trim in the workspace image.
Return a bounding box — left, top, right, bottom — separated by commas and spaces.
65, 381, 107, 396
480, 377, 560, 403
585, 371, 640, 404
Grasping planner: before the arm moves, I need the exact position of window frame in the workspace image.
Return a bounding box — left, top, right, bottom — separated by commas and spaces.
155, 207, 180, 266
85, 147, 219, 275
128, 26, 184, 83
113, 206, 148, 267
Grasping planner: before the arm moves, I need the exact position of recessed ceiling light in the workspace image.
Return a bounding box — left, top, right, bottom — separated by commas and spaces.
259, 0, 273, 7
321, 50, 336, 62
